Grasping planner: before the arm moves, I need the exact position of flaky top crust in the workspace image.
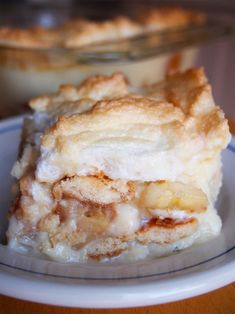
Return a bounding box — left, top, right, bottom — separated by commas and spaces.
31, 68, 229, 148
0, 7, 205, 48
30, 73, 129, 117
29, 68, 230, 183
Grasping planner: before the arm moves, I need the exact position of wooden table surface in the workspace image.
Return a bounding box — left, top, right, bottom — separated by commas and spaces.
1, 120, 235, 314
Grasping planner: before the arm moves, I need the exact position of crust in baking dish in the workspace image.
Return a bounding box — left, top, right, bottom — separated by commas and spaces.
0, 7, 205, 48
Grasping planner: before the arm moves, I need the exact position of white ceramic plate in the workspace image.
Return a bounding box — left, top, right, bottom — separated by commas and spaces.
0, 116, 234, 308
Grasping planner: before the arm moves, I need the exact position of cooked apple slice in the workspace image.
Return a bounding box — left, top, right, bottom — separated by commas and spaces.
140, 181, 208, 213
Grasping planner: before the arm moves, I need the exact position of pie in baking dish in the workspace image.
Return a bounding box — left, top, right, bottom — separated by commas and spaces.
0, 7, 205, 48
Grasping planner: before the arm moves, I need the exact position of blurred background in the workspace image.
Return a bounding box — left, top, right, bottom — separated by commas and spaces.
0, 0, 234, 119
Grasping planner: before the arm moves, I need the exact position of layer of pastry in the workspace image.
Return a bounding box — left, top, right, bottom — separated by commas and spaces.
7, 68, 230, 262
28, 69, 229, 194
0, 7, 205, 48
7, 174, 222, 262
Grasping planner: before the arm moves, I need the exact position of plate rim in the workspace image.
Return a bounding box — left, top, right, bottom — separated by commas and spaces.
1, 257, 235, 308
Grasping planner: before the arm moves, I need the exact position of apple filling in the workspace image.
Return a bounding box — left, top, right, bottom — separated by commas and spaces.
13, 174, 205, 253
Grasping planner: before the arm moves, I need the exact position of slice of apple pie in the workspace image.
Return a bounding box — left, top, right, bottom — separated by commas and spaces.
7, 69, 231, 262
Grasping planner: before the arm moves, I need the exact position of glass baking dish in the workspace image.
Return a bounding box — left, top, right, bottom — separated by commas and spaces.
0, 2, 232, 117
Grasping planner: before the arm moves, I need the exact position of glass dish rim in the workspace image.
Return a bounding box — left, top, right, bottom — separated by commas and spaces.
0, 19, 232, 64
